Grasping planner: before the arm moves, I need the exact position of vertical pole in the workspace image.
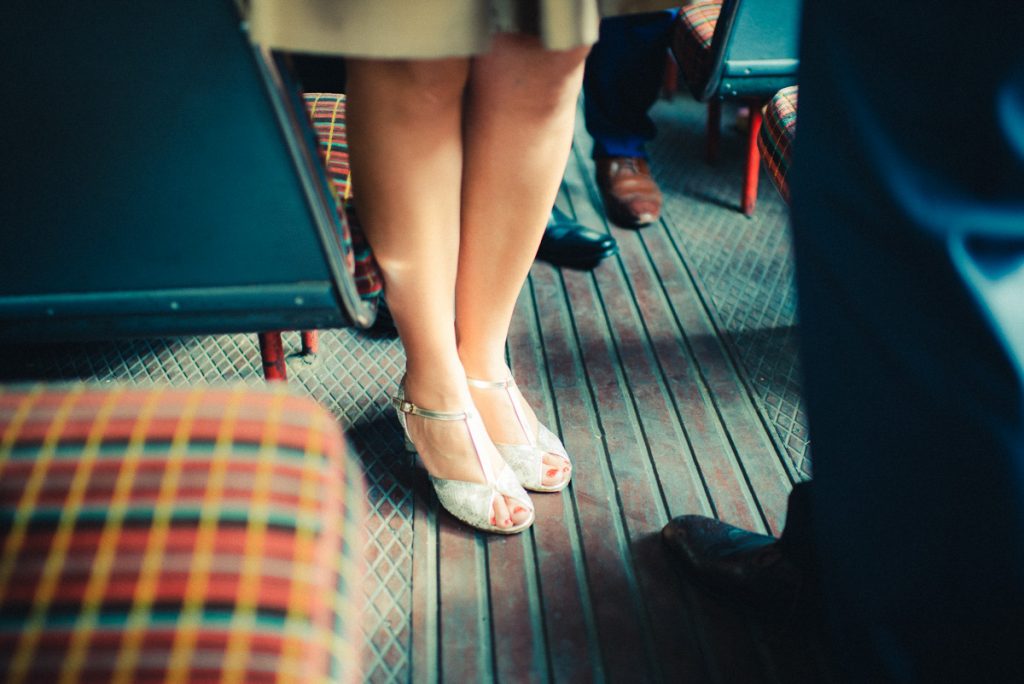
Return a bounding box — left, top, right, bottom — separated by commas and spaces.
706, 98, 722, 164
742, 101, 764, 216
300, 330, 319, 356
258, 331, 287, 381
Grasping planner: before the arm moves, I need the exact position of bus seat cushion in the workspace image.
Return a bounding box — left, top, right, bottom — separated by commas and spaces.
672, 1, 723, 95
304, 93, 383, 300
0, 383, 366, 683
758, 85, 798, 203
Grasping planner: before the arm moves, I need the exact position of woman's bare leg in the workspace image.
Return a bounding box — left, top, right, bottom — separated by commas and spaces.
346, 58, 528, 527
456, 35, 589, 487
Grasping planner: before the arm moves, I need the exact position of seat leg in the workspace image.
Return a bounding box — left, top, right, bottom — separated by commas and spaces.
706, 99, 722, 164
300, 330, 319, 356
258, 331, 287, 381
742, 102, 764, 216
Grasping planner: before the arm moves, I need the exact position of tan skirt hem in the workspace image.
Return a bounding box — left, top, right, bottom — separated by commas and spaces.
247, 0, 678, 59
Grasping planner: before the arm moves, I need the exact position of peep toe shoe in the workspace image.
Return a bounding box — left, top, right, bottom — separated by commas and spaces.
466, 375, 572, 493
393, 384, 535, 534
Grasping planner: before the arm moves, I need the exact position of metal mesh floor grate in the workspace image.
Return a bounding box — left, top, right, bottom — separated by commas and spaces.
646, 97, 811, 478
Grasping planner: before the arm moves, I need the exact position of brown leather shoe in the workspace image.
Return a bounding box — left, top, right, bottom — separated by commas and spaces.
662, 515, 802, 613
595, 157, 663, 228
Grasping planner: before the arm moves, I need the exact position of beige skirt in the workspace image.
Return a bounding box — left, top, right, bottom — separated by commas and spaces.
247, 0, 679, 58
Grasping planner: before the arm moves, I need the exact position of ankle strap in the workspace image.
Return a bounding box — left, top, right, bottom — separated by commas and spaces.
391, 396, 468, 421
466, 375, 513, 390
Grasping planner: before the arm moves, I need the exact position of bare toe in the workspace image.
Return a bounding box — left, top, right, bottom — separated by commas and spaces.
541, 452, 570, 487
508, 497, 531, 526
492, 494, 512, 529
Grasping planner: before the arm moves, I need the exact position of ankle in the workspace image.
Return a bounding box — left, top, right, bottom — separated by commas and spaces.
457, 349, 509, 382
402, 363, 473, 412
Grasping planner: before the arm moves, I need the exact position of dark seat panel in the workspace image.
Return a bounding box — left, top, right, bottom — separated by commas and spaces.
0, 0, 374, 341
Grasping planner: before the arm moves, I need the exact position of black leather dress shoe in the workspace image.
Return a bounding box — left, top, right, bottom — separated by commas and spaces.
537, 212, 617, 270
662, 515, 802, 613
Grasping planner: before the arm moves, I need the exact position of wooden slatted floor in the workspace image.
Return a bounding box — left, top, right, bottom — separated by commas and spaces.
395, 98, 829, 683
1, 96, 834, 682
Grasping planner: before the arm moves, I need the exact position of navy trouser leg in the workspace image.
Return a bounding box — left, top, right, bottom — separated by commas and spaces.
776, 481, 815, 570
583, 10, 677, 160
791, 2, 1024, 681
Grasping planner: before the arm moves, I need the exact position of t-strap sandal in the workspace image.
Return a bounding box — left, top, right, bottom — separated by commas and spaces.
393, 384, 535, 534
466, 375, 572, 493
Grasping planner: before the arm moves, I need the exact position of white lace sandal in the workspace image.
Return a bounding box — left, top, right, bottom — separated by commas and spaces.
466, 375, 572, 493
393, 384, 534, 534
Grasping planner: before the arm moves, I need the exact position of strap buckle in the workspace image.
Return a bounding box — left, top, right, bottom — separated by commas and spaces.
393, 398, 416, 415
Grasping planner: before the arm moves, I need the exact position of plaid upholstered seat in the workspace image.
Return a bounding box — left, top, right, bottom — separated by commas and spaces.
758, 86, 798, 203
0, 384, 365, 683
672, 1, 723, 98
304, 93, 383, 302
670, 0, 800, 216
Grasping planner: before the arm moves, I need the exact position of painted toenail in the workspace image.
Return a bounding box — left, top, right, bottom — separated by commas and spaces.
547, 468, 559, 477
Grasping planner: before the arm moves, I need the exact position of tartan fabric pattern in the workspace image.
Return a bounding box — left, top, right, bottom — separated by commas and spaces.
758, 85, 798, 203
0, 384, 365, 684
672, 1, 723, 97
304, 93, 383, 301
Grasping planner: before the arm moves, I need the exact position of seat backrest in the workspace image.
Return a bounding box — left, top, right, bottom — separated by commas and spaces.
702, 0, 803, 101
0, 0, 376, 342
